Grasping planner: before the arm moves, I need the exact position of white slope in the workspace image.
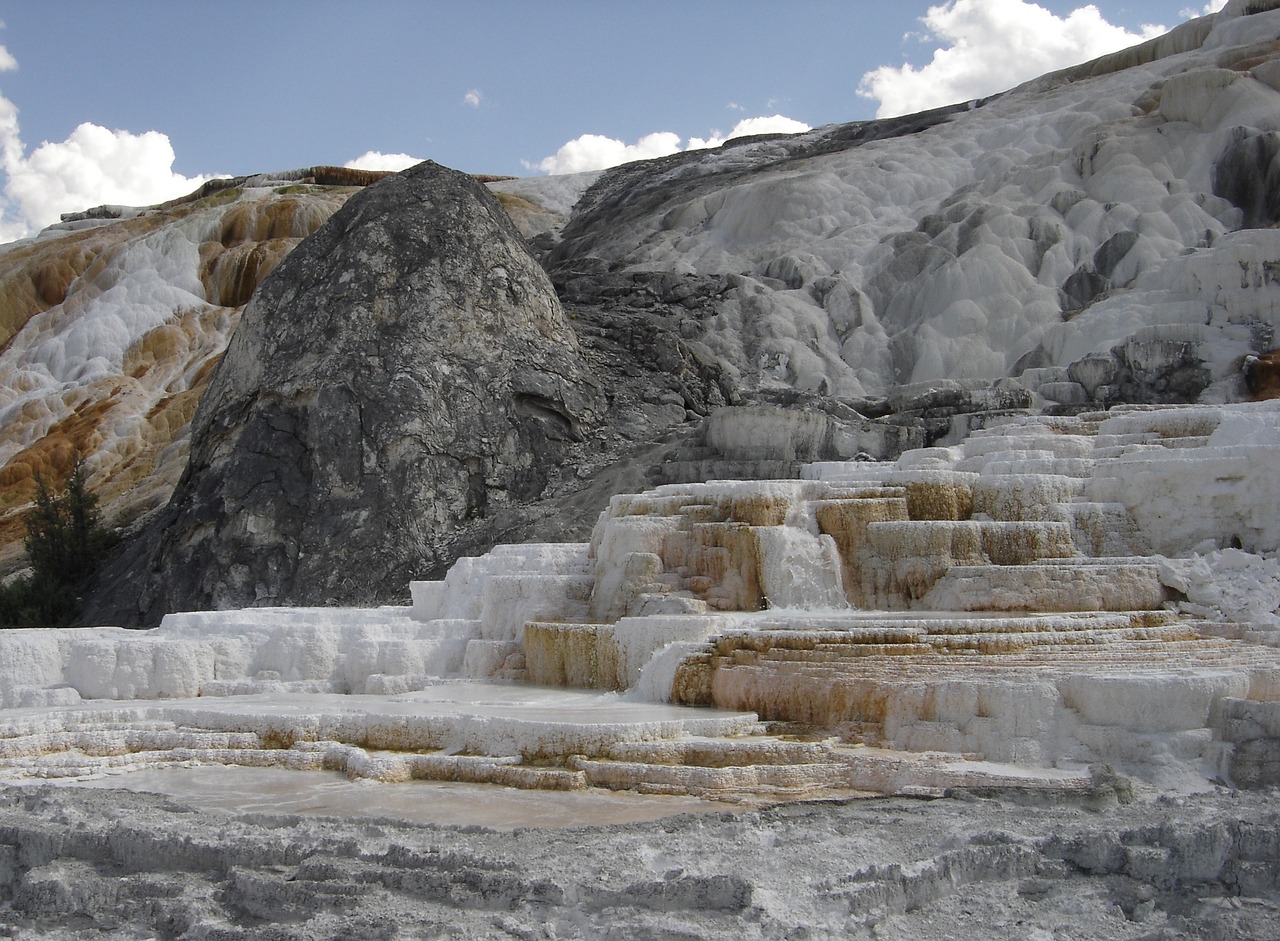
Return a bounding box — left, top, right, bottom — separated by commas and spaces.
534, 4, 1280, 401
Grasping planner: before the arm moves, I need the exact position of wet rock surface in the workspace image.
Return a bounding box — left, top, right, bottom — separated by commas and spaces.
1, 784, 1277, 939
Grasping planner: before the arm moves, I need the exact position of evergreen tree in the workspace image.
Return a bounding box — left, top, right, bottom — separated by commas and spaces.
25, 459, 106, 586
0, 458, 116, 627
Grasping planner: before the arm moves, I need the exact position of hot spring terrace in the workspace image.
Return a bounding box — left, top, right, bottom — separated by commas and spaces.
1, 403, 1279, 803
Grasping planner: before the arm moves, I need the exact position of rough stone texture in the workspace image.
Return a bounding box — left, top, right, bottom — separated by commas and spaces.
1, 784, 1278, 940
1062, 328, 1213, 408
88, 162, 604, 619
1214, 127, 1280, 228
646, 399, 925, 487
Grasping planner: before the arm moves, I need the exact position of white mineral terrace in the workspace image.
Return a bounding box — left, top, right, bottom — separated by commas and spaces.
1, 402, 1278, 810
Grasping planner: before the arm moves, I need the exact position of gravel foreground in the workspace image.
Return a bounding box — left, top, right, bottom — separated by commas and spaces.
1, 782, 1278, 939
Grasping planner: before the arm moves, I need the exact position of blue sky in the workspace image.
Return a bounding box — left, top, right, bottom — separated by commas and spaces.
0, 0, 1225, 239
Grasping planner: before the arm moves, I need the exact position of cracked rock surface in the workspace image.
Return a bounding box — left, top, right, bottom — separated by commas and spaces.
1, 785, 1277, 939
86, 162, 605, 621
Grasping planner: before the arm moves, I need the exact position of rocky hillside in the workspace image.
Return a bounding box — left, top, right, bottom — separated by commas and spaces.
0, 169, 387, 573
2, 1, 1279, 622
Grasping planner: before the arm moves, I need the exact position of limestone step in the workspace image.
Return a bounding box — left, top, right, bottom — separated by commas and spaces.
604, 735, 839, 768
918, 625, 1202, 653
730, 629, 1234, 662
717, 627, 1204, 665
716, 626, 929, 646
649, 459, 803, 486
864, 519, 1077, 565
569, 755, 860, 797
923, 560, 1168, 613
818, 613, 1182, 637
720, 645, 1214, 680
726, 644, 936, 663
959, 435, 1095, 459
724, 610, 1176, 637
825, 747, 1096, 795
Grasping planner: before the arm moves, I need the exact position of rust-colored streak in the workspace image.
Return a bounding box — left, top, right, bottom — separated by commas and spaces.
0, 239, 97, 349
1245, 349, 1280, 400
202, 239, 293, 308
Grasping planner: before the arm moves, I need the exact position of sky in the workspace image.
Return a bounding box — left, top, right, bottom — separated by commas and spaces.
0, 0, 1229, 242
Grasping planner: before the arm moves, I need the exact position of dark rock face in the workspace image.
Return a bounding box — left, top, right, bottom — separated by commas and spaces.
93, 161, 603, 618
1214, 128, 1280, 228
1064, 329, 1212, 407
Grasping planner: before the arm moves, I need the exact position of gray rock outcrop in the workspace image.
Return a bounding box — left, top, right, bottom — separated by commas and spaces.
91, 161, 603, 618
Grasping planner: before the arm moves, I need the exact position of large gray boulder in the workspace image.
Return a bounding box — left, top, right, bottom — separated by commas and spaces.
99, 161, 602, 618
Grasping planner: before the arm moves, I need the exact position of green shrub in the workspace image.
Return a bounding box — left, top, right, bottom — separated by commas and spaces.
0, 459, 117, 628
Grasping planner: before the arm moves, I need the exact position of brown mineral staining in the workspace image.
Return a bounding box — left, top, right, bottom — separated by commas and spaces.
144, 388, 202, 434
720, 493, 790, 526
0, 431, 104, 512
1218, 38, 1280, 71
0, 238, 96, 347
902, 479, 974, 521
816, 494, 909, 607
214, 197, 328, 246
0, 395, 114, 494
670, 655, 714, 706
493, 192, 540, 214
124, 324, 188, 378
1244, 349, 1280, 400
201, 239, 293, 308
302, 166, 394, 188
198, 195, 344, 307
688, 523, 766, 611
524, 622, 602, 688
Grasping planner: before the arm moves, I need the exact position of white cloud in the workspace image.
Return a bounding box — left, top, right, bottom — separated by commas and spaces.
463, 88, 482, 108
343, 151, 424, 172
3, 123, 219, 239
529, 115, 812, 176
527, 131, 683, 175
1181, 0, 1227, 16
857, 0, 1167, 119
0, 41, 219, 242
687, 115, 812, 151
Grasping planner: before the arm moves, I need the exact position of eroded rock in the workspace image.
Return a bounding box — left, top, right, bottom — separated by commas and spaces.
90, 161, 603, 618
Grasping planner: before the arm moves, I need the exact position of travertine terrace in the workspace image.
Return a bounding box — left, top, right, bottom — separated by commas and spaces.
1, 401, 1277, 801
0, 175, 358, 571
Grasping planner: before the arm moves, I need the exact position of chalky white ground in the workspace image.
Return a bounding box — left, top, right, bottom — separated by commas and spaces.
4, 402, 1273, 931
